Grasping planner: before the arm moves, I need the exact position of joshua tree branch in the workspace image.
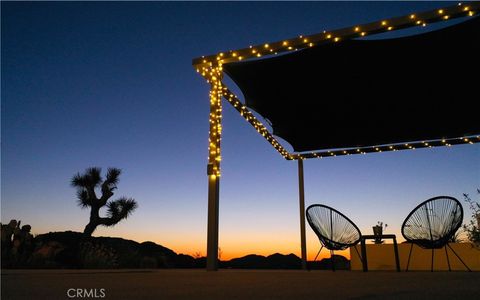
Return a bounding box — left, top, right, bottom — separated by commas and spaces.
99, 189, 114, 207
73, 167, 137, 236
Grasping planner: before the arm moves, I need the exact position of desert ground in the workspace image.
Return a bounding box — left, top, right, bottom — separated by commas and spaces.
2, 269, 480, 300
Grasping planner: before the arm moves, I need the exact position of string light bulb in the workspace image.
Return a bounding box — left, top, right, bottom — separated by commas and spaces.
195, 3, 480, 161
194, 3, 480, 66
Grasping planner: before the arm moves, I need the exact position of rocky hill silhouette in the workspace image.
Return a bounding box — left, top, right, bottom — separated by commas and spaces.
3, 231, 349, 269
222, 253, 301, 269
3, 231, 199, 269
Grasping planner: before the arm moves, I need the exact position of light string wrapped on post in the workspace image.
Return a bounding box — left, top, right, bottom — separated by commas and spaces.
207, 66, 223, 176
192, 2, 478, 67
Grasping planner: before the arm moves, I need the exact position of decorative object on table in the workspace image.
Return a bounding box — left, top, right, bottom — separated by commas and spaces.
306, 204, 362, 271
401, 196, 471, 272
372, 221, 388, 244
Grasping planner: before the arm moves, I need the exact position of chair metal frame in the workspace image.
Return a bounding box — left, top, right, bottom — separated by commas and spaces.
306, 204, 362, 271
401, 196, 471, 272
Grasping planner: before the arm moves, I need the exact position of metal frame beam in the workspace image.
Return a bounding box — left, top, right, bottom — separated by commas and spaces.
193, 2, 479, 67
298, 159, 307, 270
197, 2, 480, 272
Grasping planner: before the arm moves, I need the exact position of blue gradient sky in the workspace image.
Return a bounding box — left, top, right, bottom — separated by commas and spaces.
2, 1, 479, 259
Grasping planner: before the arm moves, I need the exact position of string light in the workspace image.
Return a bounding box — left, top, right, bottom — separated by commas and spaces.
194, 2, 480, 162
221, 86, 293, 160
206, 65, 224, 176
290, 136, 480, 159
193, 2, 479, 66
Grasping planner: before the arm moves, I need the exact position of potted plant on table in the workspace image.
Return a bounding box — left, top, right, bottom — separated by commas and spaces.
373, 221, 388, 244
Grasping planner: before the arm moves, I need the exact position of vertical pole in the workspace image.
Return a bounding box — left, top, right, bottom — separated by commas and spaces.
361, 238, 368, 272
393, 236, 400, 272
207, 174, 219, 270
206, 66, 223, 271
298, 159, 307, 270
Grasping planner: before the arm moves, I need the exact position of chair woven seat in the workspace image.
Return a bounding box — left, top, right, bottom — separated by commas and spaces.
401, 196, 470, 271
402, 196, 463, 248
306, 204, 362, 270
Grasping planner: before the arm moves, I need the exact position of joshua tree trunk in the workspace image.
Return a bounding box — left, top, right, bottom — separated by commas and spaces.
83, 205, 100, 236
83, 222, 97, 236
82, 203, 132, 236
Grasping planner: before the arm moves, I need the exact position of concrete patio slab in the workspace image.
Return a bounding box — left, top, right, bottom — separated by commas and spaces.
2, 269, 479, 299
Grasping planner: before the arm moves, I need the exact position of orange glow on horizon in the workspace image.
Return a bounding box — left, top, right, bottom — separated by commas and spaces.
33, 224, 407, 262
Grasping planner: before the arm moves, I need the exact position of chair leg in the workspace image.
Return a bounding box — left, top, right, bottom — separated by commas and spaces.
447, 244, 472, 272
353, 244, 362, 262
308, 245, 323, 271
331, 250, 335, 272
431, 248, 434, 272
445, 245, 451, 272
313, 245, 323, 262
406, 243, 414, 272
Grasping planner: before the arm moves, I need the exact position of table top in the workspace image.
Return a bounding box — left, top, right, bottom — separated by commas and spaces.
361, 234, 397, 239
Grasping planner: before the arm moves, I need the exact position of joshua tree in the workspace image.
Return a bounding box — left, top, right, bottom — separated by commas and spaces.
71, 167, 138, 236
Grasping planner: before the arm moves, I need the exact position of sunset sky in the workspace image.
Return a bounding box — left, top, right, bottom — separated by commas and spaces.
2, 1, 479, 260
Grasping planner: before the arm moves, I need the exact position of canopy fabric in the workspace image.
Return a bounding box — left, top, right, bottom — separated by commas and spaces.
224, 17, 480, 153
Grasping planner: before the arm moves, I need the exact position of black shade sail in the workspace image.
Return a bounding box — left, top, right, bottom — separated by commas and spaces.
224, 17, 480, 153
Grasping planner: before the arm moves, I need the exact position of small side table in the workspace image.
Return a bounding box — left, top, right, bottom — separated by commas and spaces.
360, 234, 400, 272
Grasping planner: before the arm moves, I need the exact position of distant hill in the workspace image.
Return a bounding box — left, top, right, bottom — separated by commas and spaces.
2, 231, 349, 270
308, 255, 350, 270
5, 231, 201, 269
221, 253, 349, 270
222, 253, 301, 269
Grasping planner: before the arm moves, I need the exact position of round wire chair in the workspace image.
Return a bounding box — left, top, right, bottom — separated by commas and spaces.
401, 196, 470, 271
306, 204, 362, 271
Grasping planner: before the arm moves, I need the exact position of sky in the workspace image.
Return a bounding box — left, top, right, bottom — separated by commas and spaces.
2, 1, 479, 261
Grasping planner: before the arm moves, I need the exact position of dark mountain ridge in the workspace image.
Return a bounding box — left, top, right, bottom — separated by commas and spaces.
2, 231, 349, 270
